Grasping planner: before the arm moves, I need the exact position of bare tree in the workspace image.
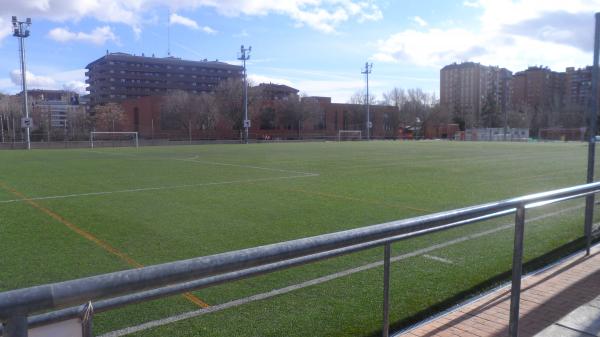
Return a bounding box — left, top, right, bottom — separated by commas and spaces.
348, 89, 377, 105
278, 94, 322, 138
214, 78, 263, 133
94, 103, 126, 132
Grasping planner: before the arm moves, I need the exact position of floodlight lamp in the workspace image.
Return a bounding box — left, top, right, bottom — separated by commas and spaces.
12, 16, 16, 24
26, 18, 31, 25
240, 45, 244, 52
249, 46, 252, 52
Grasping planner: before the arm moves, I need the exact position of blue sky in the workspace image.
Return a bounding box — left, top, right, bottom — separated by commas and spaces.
0, 0, 597, 102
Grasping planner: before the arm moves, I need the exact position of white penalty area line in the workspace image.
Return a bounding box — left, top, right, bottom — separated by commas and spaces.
0, 174, 317, 205
99, 203, 586, 337
178, 156, 318, 177
423, 254, 454, 264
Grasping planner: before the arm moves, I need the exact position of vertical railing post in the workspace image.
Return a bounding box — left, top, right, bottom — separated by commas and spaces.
509, 205, 526, 337
382, 243, 391, 337
3, 315, 28, 337
585, 12, 600, 256
81, 302, 94, 337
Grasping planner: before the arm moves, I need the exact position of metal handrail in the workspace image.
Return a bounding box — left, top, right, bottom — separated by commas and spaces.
2, 181, 600, 337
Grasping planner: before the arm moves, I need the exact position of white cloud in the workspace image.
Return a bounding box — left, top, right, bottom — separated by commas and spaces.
463, 1, 481, 8
48, 26, 118, 45
62, 80, 87, 93
0, 0, 382, 40
201, 26, 217, 34
373, 0, 600, 71
413, 16, 427, 27
248, 74, 294, 87
8, 68, 88, 94
170, 13, 198, 29
10, 70, 57, 89
170, 14, 218, 34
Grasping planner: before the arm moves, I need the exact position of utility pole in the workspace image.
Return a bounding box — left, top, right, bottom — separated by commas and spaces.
238, 45, 251, 144
362, 62, 373, 140
12, 16, 32, 150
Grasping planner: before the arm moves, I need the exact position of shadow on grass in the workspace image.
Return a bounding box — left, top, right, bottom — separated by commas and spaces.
365, 236, 595, 337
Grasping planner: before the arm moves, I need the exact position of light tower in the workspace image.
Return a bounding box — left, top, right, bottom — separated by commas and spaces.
238, 45, 251, 144
361, 62, 373, 140
12, 16, 32, 150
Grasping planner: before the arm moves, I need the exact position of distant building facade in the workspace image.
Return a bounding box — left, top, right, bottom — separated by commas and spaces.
113, 84, 400, 140
440, 62, 511, 128
25, 89, 81, 128
85, 52, 243, 106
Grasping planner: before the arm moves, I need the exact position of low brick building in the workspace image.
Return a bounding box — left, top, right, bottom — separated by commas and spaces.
112, 85, 401, 140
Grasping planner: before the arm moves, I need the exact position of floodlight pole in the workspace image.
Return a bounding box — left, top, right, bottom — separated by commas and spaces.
13, 16, 32, 150
362, 62, 373, 140
584, 12, 600, 256
238, 45, 251, 144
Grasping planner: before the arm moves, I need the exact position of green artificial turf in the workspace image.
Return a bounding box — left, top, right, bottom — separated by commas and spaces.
0, 141, 598, 336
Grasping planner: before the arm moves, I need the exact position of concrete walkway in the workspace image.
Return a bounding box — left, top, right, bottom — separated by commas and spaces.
396, 243, 600, 337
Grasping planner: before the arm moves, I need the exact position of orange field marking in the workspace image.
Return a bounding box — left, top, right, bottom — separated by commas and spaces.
0, 181, 209, 308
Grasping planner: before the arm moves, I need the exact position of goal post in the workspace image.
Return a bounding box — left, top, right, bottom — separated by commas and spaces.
338, 130, 362, 141
90, 132, 139, 149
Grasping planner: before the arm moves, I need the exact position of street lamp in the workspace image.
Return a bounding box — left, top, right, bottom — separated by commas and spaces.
12, 16, 32, 150
238, 45, 251, 144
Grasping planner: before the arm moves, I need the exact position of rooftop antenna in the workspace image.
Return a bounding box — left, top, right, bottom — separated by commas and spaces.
167, 9, 171, 56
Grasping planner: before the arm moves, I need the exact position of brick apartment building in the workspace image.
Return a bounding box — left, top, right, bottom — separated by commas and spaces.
85, 52, 243, 106
441, 61, 600, 134
440, 62, 511, 128
509, 67, 565, 110
111, 84, 400, 140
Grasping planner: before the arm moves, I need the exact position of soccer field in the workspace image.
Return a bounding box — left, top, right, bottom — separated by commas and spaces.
0, 141, 597, 336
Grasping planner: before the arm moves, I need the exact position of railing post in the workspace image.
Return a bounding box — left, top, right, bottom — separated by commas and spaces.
382, 243, 391, 337
584, 196, 594, 256
3, 315, 28, 337
585, 12, 600, 256
81, 302, 94, 337
509, 205, 526, 337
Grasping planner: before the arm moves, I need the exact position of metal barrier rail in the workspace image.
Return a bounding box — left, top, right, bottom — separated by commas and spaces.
2, 181, 600, 337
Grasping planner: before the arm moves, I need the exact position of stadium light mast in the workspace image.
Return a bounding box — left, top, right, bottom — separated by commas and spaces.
362, 62, 373, 140
12, 16, 32, 150
238, 45, 251, 144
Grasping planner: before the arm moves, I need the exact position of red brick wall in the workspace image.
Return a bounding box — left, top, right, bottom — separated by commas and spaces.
118, 96, 401, 140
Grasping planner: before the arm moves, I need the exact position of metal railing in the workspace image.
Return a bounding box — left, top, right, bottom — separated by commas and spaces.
1, 182, 600, 337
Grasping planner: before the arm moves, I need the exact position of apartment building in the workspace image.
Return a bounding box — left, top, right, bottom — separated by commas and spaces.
85, 52, 243, 106
440, 62, 511, 127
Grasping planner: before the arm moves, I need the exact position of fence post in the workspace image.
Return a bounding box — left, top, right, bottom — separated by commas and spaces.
382, 243, 391, 337
509, 205, 526, 337
3, 315, 28, 337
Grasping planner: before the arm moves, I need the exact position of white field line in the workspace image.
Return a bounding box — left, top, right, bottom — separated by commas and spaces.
0, 174, 316, 204
99, 203, 586, 337
0, 154, 319, 204
423, 254, 454, 264
178, 156, 319, 176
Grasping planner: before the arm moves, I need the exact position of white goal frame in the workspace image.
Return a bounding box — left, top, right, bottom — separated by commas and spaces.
90, 132, 139, 149
338, 130, 362, 141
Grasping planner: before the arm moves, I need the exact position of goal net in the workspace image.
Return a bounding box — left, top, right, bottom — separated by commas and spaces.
338, 130, 362, 141
90, 132, 139, 148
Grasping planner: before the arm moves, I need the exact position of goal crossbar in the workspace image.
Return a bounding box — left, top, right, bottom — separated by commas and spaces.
90, 132, 139, 148
338, 130, 362, 141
